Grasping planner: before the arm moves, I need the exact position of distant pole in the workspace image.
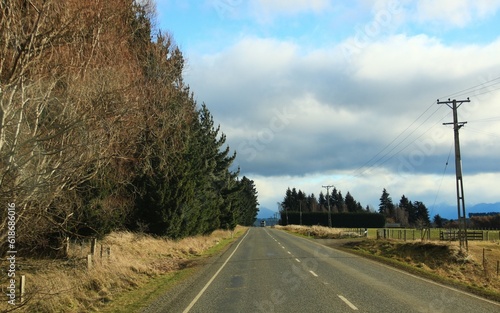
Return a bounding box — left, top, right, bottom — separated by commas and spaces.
438, 98, 470, 251
299, 202, 302, 225
322, 185, 334, 227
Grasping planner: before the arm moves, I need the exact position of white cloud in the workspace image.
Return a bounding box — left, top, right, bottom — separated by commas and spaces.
413, 0, 500, 28
353, 35, 500, 81
253, 0, 331, 15
184, 33, 500, 215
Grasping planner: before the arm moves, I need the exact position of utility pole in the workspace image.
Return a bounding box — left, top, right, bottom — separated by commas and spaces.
322, 185, 334, 227
437, 98, 470, 251
299, 202, 302, 226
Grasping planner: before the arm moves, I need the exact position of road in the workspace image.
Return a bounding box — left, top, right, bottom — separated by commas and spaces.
145, 227, 500, 313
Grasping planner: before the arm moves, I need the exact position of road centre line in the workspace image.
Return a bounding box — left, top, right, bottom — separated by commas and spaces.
295, 258, 301, 263
182, 229, 250, 313
338, 295, 359, 310
309, 270, 318, 277
287, 230, 500, 307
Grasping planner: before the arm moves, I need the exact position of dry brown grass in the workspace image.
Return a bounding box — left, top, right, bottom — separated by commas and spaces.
0, 227, 245, 313
343, 239, 500, 296
276, 225, 364, 238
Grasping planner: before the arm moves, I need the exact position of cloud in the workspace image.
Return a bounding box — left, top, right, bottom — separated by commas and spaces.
252, 0, 331, 16
186, 34, 500, 179
183, 32, 500, 214
412, 0, 500, 28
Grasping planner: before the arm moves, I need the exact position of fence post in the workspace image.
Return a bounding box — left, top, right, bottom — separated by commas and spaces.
483, 248, 486, 273
90, 238, 97, 255
64, 237, 70, 257
20, 275, 25, 303
107, 247, 111, 259
87, 254, 93, 270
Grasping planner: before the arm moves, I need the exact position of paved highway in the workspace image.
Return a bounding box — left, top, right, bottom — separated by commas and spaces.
145, 227, 500, 312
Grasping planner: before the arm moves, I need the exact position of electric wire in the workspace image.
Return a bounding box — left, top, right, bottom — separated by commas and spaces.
441, 75, 500, 100
350, 102, 438, 176
349, 74, 500, 179
430, 142, 453, 217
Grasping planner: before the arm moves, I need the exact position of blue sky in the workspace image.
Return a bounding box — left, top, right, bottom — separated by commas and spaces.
155, 0, 500, 219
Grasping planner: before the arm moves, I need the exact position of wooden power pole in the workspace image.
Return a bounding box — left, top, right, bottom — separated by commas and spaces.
322, 185, 334, 228
437, 98, 470, 251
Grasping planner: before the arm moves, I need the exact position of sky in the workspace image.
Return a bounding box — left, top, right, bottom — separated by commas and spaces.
155, 0, 500, 219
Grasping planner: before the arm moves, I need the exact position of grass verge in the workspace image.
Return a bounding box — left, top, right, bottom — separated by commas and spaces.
100, 228, 246, 313
0, 226, 247, 313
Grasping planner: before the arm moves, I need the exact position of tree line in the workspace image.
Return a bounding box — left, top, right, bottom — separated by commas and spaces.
378, 188, 431, 227
281, 187, 369, 214
0, 0, 258, 256
280, 187, 435, 228
279, 187, 385, 227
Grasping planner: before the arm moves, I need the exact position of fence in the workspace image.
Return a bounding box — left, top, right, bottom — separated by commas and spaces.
376, 228, 429, 241
375, 228, 500, 241
1, 237, 111, 306
439, 230, 484, 241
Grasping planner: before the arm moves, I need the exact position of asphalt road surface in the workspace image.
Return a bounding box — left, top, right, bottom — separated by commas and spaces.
145, 227, 500, 313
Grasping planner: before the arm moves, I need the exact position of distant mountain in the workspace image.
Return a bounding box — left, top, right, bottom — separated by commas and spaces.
432, 202, 500, 220
257, 207, 278, 219
468, 202, 500, 215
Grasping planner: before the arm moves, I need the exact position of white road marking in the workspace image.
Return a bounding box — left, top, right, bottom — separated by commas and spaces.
287, 251, 291, 255
182, 229, 250, 313
295, 258, 301, 263
338, 295, 359, 310
309, 270, 318, 277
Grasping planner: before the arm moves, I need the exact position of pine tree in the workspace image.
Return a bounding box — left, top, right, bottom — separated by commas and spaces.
235, 176, 259, 226
414, 201, 430, 227
433, 214, 444, 228
318, 192, 327, 212
379, 188, 395, 218
345, 192, 358, 212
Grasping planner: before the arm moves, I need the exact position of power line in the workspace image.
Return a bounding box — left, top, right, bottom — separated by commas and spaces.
430, 142, 453, 217
351, 75, 500, 179
350, 102, 445, 178
352, 104, 448, 178
442, 75, 500, 99
351, 101, 438, 175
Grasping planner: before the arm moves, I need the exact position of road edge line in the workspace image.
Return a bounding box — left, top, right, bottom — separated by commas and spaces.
182, 228, 250, 313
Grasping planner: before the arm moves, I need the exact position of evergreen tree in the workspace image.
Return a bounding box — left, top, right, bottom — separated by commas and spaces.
331, 188, 345, 212
318, 192, 327, 212
379, 188, 395, 217
235, 176, 259, 226
282, 188, 294, 211
345, 192, 357, 213
400, 195, 418, 226
414, 201, 430, 227
433, 214, 444, 228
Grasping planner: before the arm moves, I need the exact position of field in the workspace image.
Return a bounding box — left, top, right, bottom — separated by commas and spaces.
277, 225, 500, 301
0, 227, 247, 313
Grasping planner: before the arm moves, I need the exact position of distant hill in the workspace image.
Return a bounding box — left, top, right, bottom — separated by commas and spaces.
433, 202, 500, 219
257, 207, 277, 219
469, 202, 500, 213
